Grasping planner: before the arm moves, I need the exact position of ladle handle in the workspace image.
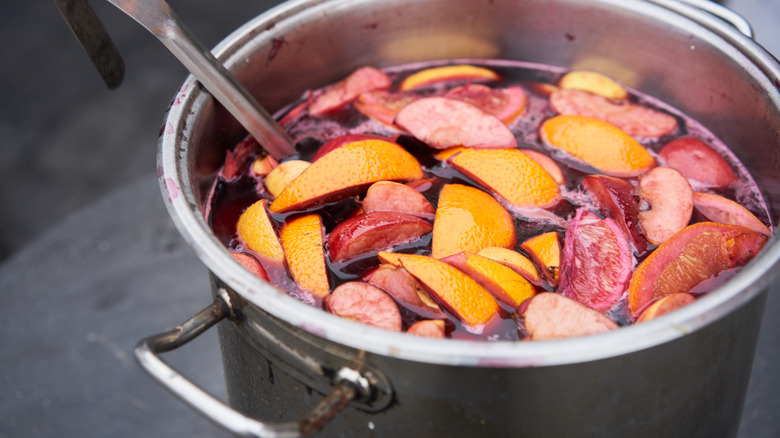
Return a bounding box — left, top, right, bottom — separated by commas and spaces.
107, 0, 295, 159
133, 290, 363, 437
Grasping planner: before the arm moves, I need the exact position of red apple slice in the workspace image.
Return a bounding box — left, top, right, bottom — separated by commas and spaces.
658, 137, 737, 188
327, 211, 432, 262
582, 174, 647, 254
636, 167, 693, 245
361, 181, 435, 219
692, 192, 771, 235
230, 252, 268, 281
519, 293, 618, 340
407, 319, 446, 338
354, 90, 420, 127
635, 293, 696, 323
308, 66, 391, 115
365, 264, 446, 319
325, 282, 402, 331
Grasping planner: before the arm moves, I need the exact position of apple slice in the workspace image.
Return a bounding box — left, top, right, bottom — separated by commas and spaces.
354, 91, 420, 127
521, 232, 562, 286
692, 192, 771, 236
582, 174, 647, 254
431, 184, 516, 259
442, 252, 536, 308
558, 210, 634, 313
236, 199, 285, 264
280, 213, 330, 298
399, 64, 500, 91
658, 137, 737, 188
361, 181, 435, 219
636, 167, 693, 245
444, 84, 527, 124
636, 293, 696, 323
394, 97, 518, 149
540, 114, 656, 178
365, 264, 446, 319
628, 222, 768, 318
269, 139, 423, 213
327, 211, 432, 263
558, 70, 629, 100
251, 154, 279, 177
264, 160, 310, 198
308, 66, 391, 115
230, 252, 269, 281
449, 148, 561, 210
407, 319, 446, 338
519, 293, 618, 340
325, 282, 402, 332
476, 246, 541, 285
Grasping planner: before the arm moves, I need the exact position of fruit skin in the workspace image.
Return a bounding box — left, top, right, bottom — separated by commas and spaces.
354, 91, 420, 127
692, 192, 771, 236
308, 66, 391, 115
361, 181, 435, 219
444, 84, 527, 124
476, 246, 541, 285
236, 199, 285, 264
558, 210, 634, 313
399, 64, 500, 91
365, 264, 446, 319
431, 184, 516, 259
394, 97, 518, 149
519, 293, 618, 340
521, 232, 562, 286
636, 167, 693, 245
519, 149, 565, 185
407, 319, 446, 337
311, 134, 394, 162
628, 222, 768, 318
658, 137, 737, 188
327, 211, 433, 263
230, 252, 269, 281
264, 160, 310, 198
280, 213, 330, 298
636, 293, 696, 323
325, 282, 402, 332
582, 174, 647, 255
442, 252, 536, 308
269, 139, 424, 213
558, 70, 629, 100
221, 135, 260, 181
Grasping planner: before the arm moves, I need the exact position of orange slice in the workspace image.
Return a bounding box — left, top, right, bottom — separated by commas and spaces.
396, 254, 499, 327
443, 252, 536, 308
558, 70, 628, 100
521, 232, 561, 286
399, 65, 500, 91
280, 214, 330, 298
540, 115, 655, 178
431, 184, 516, 259
434, 146, 468, 161
449, 148, 561, 209
236, 199, 285, 264
476, 247, 541, 284
269, 139, 424, 213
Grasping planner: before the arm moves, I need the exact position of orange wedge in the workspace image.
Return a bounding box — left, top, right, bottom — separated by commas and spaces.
449, 148, 561, 209
434, 146, 468, 161
431, 184, 516, 259
558, 70, 629, 100
236, 199, 285, 264
269, 139, 424, 213
399, 64, 500, 91
280, 214, 330, 298
377, 251, 406, 268
521, 232, 561, 286
476, 246, 541, 284
396, 254, 499, 327
540, 115, 655, 178
443, 252, 536, 308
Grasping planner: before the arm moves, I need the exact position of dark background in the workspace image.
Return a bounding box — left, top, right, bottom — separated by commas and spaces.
0, 1, 778, 437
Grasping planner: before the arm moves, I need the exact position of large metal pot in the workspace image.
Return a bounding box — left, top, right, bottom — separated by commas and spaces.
138, 0, 780, 436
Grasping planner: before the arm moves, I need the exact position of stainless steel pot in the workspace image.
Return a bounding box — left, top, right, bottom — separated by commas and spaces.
138, 0, 780, 436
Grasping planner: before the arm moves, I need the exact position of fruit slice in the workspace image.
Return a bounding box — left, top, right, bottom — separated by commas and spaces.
354, 91, 419, 127
449, 148, 561, 210
251, 154, 279, 177
558, 70, 629, 100
636, 293, 696, 323
540, 114, 656, 177
549, 89, 678, 138
476, 247, 541, 285
434, 146, 467, 161
519, 292, 618, 340
692, 192, 771, 236
280, 213, 330, 298
397, 254, 500, 327
327, 212, 432, 262
394, 97, 518, 149
311, 134, 394, 162
221, 136, 260, 181
518, 149, 565, 185
582, 174, 647, 254
628, 222, 768, 318
636, 167, 693, 245
658, 137, 737, 188
521, 232, 562, 286
442, 252, 536, 308
377, 251, 406, 267
361, 181, 435, 219
230, 252, 269, 281
269, 139, 424, 213
325, 282, 402, 331
399, 64, 500, 91
407, 319, 446, 338
236, 199, 285, 264
431, 184, 516, 259
308, 66, 391, 115
444, 84, 527, 124
365, 264, 446, 319
558, 210, 634, 313
264, 160, 310, 198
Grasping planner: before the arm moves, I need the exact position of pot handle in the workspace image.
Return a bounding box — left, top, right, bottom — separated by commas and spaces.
676, 0, 754, 38
133, 290, 365, 437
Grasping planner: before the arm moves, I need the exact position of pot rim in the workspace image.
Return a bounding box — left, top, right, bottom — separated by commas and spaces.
157, 0, 780, 367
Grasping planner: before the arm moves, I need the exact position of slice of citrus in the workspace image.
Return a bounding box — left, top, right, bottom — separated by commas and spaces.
521, 231, 561, 286
353, 91, 419, 127
558, 70, 628, 100
269, 139, 424, 213
431, 184, 516, 259
443, 252, 536, 308
280, 213, 330, 298
399, 64, 500, 91
476, 246, 541, 284
236, 199, 285, 264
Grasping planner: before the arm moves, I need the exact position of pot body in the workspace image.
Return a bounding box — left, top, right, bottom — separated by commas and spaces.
157, 0, 780, 436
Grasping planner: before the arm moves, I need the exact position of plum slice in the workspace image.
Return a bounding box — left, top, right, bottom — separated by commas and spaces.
519, 293, 618, 340
636, 167, 693, 245
327, 211, 432, 262
365, 264, 446, 319
628, 222, 768, 318
582, 174, 647, 254
325, 282, 402, 332
558, 210, 634, 313
658, 137, 737, 188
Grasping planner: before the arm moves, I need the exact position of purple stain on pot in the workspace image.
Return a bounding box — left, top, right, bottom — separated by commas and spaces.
165, 178, 180, 202
266, 37, 287, 66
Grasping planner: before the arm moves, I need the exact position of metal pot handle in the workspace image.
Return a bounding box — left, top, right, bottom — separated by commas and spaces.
133, 290, 365, 437
676, 0, 754, 38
